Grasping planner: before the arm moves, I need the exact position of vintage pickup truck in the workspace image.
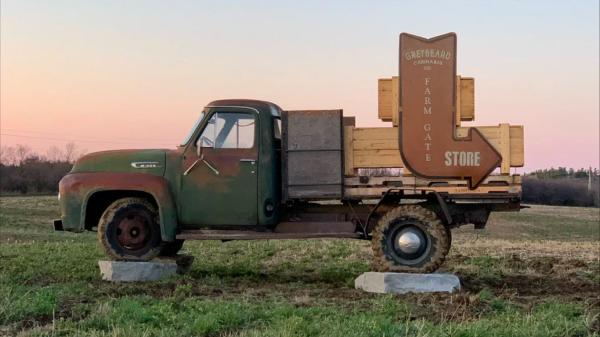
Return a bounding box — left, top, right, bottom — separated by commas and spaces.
54, 33, 523, 273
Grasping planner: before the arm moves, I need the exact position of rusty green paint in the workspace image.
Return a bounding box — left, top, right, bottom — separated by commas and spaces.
58, 99, 283, 240
72, 149, 167, 175
179, 108, 259, 226
59, 172, 178, 240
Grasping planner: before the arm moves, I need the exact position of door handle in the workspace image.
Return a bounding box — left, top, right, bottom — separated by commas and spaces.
239, 159, 256, 164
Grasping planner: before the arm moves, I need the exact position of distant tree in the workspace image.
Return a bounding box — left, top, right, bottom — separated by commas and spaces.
14, 144, 32, 165
0, 144, 76, 195
0, 146, 17, 166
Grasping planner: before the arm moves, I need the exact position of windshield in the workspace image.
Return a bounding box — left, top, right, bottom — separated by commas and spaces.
181, 111, 205, 146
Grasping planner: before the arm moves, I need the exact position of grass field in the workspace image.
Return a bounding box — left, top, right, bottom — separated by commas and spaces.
0, 196, 599, 337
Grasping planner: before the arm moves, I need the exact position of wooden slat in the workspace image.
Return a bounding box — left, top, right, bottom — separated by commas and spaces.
353, 127, 396, 140
509, 126, 524, 166
455, 75, 462, 126
392, 76, 400, 127
344, 185, 521, 197
344, 174, 517, 187
459, 77, 475, 121
378, 76, 474, 125
378, 79, 393, 122
499, 123, 511, 174
348, 125, 524, 170
343, 173, 522, 198
354, 149, 404, 167
343, 125, 355, 176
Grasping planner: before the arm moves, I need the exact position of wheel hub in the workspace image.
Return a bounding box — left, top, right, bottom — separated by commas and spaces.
117, 214, 150, 250
390, 225, 429, 263
396, 230, 423, 254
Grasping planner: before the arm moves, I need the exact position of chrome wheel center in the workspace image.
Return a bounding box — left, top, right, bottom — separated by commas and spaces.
396, 230, 423, 254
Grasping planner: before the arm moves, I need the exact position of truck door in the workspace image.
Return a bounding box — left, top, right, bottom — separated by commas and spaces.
180, 109, 258, 226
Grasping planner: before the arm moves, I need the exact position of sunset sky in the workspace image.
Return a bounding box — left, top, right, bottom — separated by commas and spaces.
1, 0, 598, 172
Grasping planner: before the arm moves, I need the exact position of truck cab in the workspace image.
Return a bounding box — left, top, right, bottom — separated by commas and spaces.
175, 99, 283, 228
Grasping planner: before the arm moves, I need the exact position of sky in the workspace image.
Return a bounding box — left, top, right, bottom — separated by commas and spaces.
1, 0, 598, 172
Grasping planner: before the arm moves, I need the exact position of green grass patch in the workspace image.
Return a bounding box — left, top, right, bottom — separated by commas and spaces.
1, 196, 598, 336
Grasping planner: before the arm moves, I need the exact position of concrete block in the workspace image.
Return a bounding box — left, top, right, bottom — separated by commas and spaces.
98, 255, 194, 282
355, 272, 461, 294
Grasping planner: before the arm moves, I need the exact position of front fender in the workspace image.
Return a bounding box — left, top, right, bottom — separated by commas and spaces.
59, 172, 178, 241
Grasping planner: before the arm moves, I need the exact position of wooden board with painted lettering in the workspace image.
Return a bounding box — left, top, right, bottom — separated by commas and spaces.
398, 33, 501, 189
378, 76, 475, 126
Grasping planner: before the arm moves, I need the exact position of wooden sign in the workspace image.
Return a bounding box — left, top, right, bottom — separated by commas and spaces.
399, 33, 501, 189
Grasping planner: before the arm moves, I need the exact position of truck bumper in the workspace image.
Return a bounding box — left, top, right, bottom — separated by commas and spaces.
53, 219, 64, 231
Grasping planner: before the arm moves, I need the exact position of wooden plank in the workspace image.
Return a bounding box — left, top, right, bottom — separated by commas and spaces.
378, 79, 393, 122
354, 150, 404, 167
378, 76, 474, 125
344, 184, 521, 198
455, 75, 462, 126
499, 123, 511, 174
509, 126, 524, 166
392, 76, 400, 127
353, 139, 398, 150
344, 126, 355, 176
350, 125, 524, 169
460, 77, 475, 121
353, 127, 396, 140
344, 174, 517, 187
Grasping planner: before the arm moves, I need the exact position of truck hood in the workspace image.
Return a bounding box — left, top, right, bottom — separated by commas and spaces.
71, 149, 168, 176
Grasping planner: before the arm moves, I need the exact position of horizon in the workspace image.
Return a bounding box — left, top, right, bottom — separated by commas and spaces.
1, 1, 599, 172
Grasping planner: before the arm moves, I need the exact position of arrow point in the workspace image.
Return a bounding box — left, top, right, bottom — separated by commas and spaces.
469, 171, 488, 190
468, 130, 503, 189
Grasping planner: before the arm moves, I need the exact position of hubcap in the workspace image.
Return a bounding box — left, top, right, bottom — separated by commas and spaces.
389, 225, 429, 263
116, 213, 150, 250
396, 230, 423, 254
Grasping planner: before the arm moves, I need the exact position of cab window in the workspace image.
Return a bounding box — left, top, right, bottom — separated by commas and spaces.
196, 112, 256, 149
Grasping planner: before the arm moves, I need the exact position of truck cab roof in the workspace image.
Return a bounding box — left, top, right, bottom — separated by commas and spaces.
206, 99, 282, 117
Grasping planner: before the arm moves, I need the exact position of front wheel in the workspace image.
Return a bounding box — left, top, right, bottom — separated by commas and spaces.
371, 205, 450, 273
97, 197, 163, 261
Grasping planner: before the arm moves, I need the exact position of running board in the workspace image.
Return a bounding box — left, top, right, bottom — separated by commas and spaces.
176, 221, 361, 241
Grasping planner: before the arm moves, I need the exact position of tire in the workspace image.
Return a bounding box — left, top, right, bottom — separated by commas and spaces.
160, 239, 185, 256
372, 205, 450, 273
97, 197, 163, 261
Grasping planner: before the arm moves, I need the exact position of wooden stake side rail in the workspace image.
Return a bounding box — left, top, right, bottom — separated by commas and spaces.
343, 125, 524, 176
343, 174, 522, 198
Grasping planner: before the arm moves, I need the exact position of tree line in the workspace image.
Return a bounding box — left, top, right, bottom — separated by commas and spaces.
1, 144, 598, 207
0, 144, 84, 195
523, 167, 599, 207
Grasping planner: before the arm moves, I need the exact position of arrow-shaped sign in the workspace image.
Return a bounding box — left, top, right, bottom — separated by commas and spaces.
398, 33, 501, 189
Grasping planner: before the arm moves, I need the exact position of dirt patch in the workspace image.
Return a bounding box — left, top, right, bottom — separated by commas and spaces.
460, 272, 599, 298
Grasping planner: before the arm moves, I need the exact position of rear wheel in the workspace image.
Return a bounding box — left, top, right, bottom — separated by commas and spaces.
372, 205, 450, 273
97, 197, 163, 261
